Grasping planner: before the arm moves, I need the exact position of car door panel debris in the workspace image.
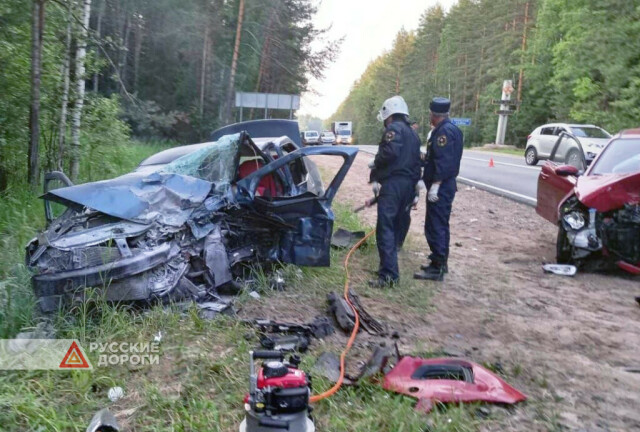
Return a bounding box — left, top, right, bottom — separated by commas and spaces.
26, 123, 358, 312
383, 356, 527, 413
327, 290, 386, 335
542, 264, 577, 276
331, 228, 367, 249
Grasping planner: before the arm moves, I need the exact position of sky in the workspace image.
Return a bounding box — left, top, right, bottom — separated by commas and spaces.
298, 0, 457, 120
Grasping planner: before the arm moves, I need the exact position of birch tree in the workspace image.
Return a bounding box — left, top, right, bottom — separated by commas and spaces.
69, 0, 91, 181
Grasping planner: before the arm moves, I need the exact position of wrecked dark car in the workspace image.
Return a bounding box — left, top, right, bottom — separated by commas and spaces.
26, 120, 358, 312
536, 128, 640, 273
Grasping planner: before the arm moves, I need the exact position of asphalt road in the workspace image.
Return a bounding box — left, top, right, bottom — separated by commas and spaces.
355, 145, 540, 206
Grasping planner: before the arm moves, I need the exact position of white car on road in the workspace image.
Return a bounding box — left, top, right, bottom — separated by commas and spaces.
524, 123, 611, 166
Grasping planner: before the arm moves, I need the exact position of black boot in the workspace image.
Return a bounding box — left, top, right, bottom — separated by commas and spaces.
368, 277, 397, 288
420, 261, 448, 273
413, 262, 445, 281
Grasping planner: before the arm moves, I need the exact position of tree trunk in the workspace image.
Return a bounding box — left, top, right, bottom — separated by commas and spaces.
69, 0, 92, 181
199, 24, 209, 122
119, 15, 131, 95
57, 0, 72, 171
93, 0, 105, 93
133, 13, 143, 93
225, 0, 245, 123
516, 1, 530, 111
28, 0, 45, 188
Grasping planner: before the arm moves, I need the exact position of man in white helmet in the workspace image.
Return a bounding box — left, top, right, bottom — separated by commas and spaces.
368, 95, 422, 287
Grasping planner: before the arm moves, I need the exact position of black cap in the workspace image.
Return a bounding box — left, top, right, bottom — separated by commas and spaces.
430, 97, 450, 114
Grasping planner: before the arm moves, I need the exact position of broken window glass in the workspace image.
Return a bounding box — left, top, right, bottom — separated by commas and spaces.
160, 133, 240, 187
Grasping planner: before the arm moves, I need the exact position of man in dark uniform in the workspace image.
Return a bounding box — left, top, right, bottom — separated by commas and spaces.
368, 95, 422, 287
414, 97, 463, 281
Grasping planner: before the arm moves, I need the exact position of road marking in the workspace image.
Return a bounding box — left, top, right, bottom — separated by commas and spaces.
462, 156, 540, 171
458, 176, 537, 207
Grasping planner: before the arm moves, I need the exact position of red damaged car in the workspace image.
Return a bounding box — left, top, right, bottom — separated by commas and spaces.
536, 128, 640, 274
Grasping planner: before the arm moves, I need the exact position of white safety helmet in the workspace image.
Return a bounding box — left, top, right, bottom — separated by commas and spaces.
377, 95, 409, 122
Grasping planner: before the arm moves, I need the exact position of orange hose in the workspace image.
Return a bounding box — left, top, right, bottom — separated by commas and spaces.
310, 228, 376, 403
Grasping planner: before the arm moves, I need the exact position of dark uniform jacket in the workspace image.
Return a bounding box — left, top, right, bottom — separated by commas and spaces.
370, 119, 422, 183
423, 118, 463, 184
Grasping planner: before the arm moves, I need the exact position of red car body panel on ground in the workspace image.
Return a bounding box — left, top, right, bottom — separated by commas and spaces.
383, 357, 527, 413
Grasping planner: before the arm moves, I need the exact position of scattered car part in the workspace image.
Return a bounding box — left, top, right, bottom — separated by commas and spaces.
348, 342, 399, 382
197, 300, 234, 319
313, 352, 354, 385
327, 290, 385, 335
86, 408, 120, 432
331, 228, 366, 249
245, 317, 335, 340
383, 356, 527, 413
239, 350, 315, 432
26, 123, 358, 312
260, 334, 309, 353
542, 264, 577, 276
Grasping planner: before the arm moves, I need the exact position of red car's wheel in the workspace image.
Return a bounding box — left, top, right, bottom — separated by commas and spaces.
556, 225, 572, 264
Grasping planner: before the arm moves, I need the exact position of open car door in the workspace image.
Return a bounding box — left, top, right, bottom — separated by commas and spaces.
237, 146, 358, 266
536, 132, 584, 222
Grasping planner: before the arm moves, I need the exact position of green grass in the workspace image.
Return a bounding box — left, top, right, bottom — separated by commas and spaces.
0, 154, 504, 431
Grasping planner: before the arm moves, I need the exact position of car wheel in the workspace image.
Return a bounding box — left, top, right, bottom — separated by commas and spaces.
556, 225, 572, 264
525, 147, 538, 165
565, 149, 582, 168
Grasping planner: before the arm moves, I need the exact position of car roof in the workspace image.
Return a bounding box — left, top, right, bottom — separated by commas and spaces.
618, 128, 640, 138
137, 135, 296, 168
538, 123, 600, 129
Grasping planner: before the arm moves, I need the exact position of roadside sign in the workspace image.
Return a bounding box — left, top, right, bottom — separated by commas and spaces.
451, 118, 472, 126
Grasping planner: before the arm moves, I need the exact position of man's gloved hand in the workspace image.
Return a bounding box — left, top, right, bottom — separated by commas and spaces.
428, 183, 440, 202
412, 180, 425, 207
368, 160, 376, 169
371, 181, 380, 197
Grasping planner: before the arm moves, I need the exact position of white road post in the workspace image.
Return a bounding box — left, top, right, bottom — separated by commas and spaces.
495, 80, 514, 145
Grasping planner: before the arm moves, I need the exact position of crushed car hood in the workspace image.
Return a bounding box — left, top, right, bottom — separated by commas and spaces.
576, 172, 640, 212
42, 171, 213, 226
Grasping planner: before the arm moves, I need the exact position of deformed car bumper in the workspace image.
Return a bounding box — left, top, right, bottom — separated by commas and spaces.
32, 242, 176, 311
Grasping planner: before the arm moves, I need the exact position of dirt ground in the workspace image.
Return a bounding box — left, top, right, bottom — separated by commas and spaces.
319, 152, 640, 431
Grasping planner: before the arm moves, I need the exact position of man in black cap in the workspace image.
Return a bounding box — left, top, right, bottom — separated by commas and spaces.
414, 97, 463, 281
368, 95, 421, 287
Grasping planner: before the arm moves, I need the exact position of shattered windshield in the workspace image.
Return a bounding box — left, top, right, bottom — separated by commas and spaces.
160, 133, 240, 185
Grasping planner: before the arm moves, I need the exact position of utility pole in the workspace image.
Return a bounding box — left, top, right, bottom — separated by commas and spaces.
495, 80, 514, 145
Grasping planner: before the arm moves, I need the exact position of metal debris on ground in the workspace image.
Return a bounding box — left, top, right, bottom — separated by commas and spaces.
248, 291, 261, 299
327, 290, 385, 335
86, 408, 120, 432
383, 356, 527, 413
245, 317, 334, 353
197, 300, 234, 319
153, 331, 163, 343
331, 228, 366, 249
260, 334, 309, 352
348, 342, 399, 382
313, 352, 354, 385
543, 264, 577, 276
